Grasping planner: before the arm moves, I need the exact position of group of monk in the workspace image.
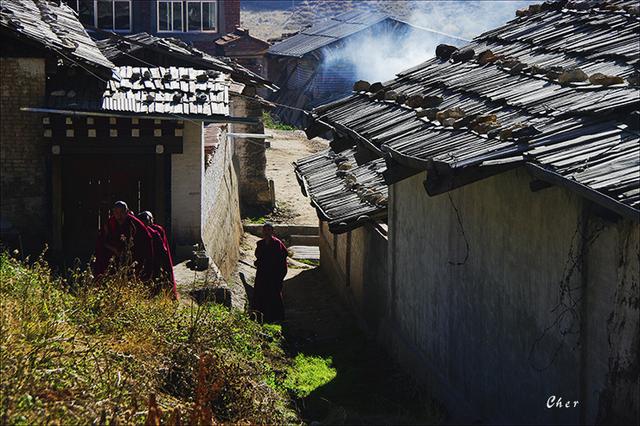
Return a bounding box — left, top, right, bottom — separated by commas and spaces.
93, 201, 178, 299
92, 202, 290, 322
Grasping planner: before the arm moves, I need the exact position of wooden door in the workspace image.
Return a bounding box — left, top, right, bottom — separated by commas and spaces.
61, 154, 158, 263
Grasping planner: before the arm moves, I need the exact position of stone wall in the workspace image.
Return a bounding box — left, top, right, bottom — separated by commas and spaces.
171, 120, 204, 250
229, 88, 271, 212
319, 220, 389, 337
0, 57, 48, 254
201, 126, 243, 278
384, 169, 639, 424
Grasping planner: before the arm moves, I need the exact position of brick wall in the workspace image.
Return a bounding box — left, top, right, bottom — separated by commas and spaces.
0, 57, 48, 254
223, 0, 240, 33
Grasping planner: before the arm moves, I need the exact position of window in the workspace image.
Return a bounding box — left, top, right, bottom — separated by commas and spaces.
65, 0, 95, 26
158, 1, 184, 32
64, 1, 131, 31
187, 1, 217, 32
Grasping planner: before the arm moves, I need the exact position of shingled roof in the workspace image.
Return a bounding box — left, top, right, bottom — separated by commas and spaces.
96, 32, 276, 90
268, 10, 467, 58
296, 0, 640, 230
0, 0, 113, 73
40, 65, 230, 120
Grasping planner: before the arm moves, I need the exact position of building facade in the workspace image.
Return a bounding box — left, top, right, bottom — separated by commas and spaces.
64, 0, 240, 51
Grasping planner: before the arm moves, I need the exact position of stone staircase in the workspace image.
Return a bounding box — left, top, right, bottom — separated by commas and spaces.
243, 223, 320, 261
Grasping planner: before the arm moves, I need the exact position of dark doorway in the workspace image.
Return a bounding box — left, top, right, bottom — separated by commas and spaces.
61, 154, 160, 263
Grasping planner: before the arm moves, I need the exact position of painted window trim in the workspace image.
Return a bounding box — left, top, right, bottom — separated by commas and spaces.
157, 0, 184, 33
186, 1, 218, 33
67, 0, 132, 32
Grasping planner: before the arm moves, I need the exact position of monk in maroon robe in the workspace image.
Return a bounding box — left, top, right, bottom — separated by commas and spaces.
138, 211, 178, 300
253, 223, 288, 322
93, 201, 154, 281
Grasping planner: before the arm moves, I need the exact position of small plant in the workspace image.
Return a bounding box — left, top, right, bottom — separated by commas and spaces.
0, 252, 299, 424
262, 111, 296, 131
284, 354, 336, 398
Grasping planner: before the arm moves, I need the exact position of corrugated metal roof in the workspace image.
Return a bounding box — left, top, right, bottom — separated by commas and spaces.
268, 10, 467, 58
0, 0, 114, 72
46, 65, 230, 119
297, 0, 640, 229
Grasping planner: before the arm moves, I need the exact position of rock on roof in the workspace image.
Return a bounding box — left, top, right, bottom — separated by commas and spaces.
96, 32, 276, 90
0, 0, 113, 73
268, 10, 467, 59
297, 0, 640, 229
294, 147, 388, 233
46, 65, 230, 119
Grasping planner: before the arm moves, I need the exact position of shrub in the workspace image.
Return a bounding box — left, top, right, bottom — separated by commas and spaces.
0, 252, 298, 424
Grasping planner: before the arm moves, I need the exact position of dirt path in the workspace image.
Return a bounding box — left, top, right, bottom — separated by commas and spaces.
264, 129, 328, 225
230, 231, 444, 424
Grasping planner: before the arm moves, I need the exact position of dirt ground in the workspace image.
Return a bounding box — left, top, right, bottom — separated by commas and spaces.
264, 129, 328, 225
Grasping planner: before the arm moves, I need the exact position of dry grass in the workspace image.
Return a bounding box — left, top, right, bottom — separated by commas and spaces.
0, 252, 298, 425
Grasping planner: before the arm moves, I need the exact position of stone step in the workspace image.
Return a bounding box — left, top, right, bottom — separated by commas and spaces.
289, 234, 319, 246
289, 245, 320, 261
243, 223, 318, 238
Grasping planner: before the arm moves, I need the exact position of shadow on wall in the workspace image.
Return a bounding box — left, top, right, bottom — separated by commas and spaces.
280, 267, 445, 425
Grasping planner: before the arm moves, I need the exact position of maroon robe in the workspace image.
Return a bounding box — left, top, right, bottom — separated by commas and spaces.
93, 212, 154, 281
148, 223, 178, 299
253, 236, 288, 322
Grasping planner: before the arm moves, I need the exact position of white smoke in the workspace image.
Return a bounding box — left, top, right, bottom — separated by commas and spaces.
319, 0, 540, 84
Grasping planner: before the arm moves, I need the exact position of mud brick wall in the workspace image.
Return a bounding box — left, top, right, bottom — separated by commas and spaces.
0, 57, 48, 254
201, 126, 243, 279
229, 88, 272, 212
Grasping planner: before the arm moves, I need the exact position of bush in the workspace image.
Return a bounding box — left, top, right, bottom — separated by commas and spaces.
262, 112, 296, 131
0, 252, 298, 424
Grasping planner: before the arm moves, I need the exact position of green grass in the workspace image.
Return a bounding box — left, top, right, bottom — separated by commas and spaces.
295, 258, 320, 267
245, 216, 267, 224
0, 252, 298, 424
262, 111, 296, 131
284, 354, 336, 398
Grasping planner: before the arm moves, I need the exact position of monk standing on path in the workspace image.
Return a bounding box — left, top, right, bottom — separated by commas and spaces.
253, 223, 288, 323
93, 201, 154, 281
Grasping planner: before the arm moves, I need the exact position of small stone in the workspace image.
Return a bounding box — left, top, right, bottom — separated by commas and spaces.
406, 94, 424, 109
421, 95, 443, 108
384, 90, 398, 101
130, 72, 141, 82
589, 73, 625, 86
395, 94, 407, 105
474, 114, 497, 124
338, 162, 353, 171
196, 73, 209, 83
50, 90, 65, 96
530, 65, 545, 75
66, 90, 76, 98
416, 108, 438, 120
499, 128, 513, 140
625, 5, 640, 15
487, 127, 502, 139
181, 74, 190, 81
372, 90, 386, 100
477, 50, 498, 65
142, 70, 151, 80
369, 82, 384, 93
436, 44, 458, 60
558, 67, 588, 84
451, 48, 475, 63
353, 80, 370, 92
443, 118, 456, 127
444, 107, 465, 119
515, 8, 528, 17
162, 72, 172, 81
512, 125, 541, 139
172, 92, 183, 103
